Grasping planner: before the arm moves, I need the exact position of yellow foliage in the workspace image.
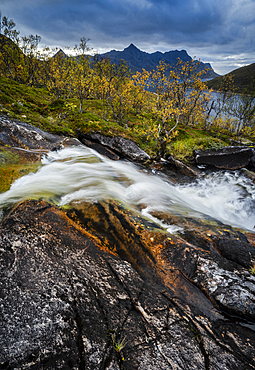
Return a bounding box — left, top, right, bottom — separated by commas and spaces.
148, 59, 211, 155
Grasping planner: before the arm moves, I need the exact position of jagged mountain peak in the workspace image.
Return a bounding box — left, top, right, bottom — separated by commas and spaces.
99, 44, 219, 78
124, 43, 140, 51
53, 48, 67, 59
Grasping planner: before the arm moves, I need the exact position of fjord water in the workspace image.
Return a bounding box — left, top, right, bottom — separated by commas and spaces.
0, 146, 255, 231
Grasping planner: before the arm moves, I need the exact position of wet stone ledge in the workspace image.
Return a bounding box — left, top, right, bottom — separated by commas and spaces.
0, 199, 255, 369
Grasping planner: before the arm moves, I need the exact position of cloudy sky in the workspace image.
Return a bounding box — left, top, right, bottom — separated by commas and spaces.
1, 0, 255, 75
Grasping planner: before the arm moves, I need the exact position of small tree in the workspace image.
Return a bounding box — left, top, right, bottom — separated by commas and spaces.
151, 59, 210, 156
0, 15, 21, 81
71, 37, 93, 112
20, 34, 41, 86
94, 57, 131, 123
130, 69, 151, 115
43, 48, 73, 99
206, 74, 234, 130
1, 15, 19, 40
225, 90, 255, 136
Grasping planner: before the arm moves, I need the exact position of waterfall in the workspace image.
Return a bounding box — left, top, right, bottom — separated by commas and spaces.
0, 145, 255, 231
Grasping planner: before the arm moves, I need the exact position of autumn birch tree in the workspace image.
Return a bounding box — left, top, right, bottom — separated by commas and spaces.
151, 59, 211, 156
0, 16, 21, 81
94, 57, 131, 123
71, 37, 94, 113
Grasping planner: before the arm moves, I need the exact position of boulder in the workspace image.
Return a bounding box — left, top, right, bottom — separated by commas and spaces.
166, 155, 201, 178
194, 146, 254, 170
78, 132, 150, 163
0, 114, 62, 151
149, 157, 200, 183
78, 136, 120, 160
248, 153, 255, 172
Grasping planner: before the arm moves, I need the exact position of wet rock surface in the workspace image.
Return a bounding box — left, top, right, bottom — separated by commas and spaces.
0, 199, 255, 369
194, 146, 254, 170
78, 132, 150, 163
0, 115, 63, 151
150, 156, 201, 180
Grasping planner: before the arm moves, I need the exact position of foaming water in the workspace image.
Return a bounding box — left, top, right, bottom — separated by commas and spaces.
0, 146, 255, 231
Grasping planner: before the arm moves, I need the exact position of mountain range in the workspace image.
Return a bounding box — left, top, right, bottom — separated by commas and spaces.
0, 33, 219, 81
99, 43, 219, 78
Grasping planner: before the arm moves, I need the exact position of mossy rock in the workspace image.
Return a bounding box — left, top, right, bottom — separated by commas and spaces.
0, 146, 41, 193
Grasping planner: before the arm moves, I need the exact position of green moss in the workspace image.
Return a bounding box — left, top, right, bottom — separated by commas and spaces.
0, 150, 20, 164
168, 128, 226, 162
0, 163, 40, 193
249, 265, 255, 275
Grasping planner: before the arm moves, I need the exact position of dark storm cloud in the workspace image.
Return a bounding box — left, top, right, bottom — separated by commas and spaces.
1, 0, 255, 74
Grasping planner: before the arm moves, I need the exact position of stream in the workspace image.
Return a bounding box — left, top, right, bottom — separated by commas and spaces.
1, 145, 255, 232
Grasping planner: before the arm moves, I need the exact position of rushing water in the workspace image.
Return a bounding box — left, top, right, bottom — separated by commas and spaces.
0, 145, 255, 232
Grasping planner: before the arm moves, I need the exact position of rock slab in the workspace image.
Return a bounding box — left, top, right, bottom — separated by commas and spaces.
0, 115, 62, 151
0, 200, 255, 369
194, 146, 254, 170
79, 132, 150, 163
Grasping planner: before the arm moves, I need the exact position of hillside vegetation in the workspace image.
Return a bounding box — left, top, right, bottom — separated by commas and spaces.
0, 75, 230, 162
208, 63, 255, 94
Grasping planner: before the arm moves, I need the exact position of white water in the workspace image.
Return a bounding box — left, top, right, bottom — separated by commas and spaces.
1, 145, 255, 232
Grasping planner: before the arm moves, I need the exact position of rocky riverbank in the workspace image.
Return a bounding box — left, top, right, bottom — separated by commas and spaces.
0, 116, 255, 369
